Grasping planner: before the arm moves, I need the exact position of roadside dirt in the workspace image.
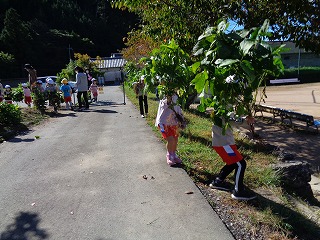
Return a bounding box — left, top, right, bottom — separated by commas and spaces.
203, 83, 320, 239
254, 82, 320, 173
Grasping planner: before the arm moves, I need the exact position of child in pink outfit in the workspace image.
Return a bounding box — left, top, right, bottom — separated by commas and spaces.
155, 94, 185, 166
22, 83, 32, 107
89, 78, 98, 102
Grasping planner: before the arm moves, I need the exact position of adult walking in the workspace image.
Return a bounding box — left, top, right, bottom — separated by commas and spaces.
133, 76, 148, 118
24, 64, 37, 89
75, 66, 89, 110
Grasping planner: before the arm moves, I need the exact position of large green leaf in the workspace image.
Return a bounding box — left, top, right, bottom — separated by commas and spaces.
192, 71, 208, 93
240, 60, 256, 82
191, 62, 201, 74
217, 21, 228, 33
240, 39, 256, 56
258, 19, 270, 36
217, 59, 239, 67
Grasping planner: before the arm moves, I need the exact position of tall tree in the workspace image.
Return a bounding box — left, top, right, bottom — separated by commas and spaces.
0, 0, 139, 77
110, 0, 320, 54
0, 8, 34, 66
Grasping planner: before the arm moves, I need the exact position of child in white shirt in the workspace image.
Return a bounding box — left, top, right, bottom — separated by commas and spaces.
155, 94, 185, 166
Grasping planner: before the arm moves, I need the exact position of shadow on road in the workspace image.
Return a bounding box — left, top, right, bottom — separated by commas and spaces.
91, 109, 118, 114
7, 137, 35, 143
92, 100, 125, 106
0, 212, 49, 240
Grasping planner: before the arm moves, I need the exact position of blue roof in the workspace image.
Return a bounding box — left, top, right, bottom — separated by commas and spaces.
91, 57, 126, 69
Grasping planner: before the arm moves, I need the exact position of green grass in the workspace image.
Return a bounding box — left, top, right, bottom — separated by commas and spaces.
125, 85, 280, 187
124, 85, 320, 240
0, 105, 47, 141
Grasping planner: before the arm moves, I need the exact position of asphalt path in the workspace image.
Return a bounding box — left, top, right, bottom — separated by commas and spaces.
0, 86, 234, 240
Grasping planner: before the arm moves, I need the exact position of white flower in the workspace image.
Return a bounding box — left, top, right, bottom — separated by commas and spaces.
225, 75, 236, 83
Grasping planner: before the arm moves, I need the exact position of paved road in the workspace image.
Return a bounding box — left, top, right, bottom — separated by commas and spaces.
0, 86, 234, 240
258, 82, 320, 118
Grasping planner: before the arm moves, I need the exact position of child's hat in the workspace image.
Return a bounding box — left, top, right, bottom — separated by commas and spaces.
91, 78, 97, 82
21, 83, 28, 87
46, 77, 53, 83
61, 78, 68, 84
5, 85, 11, 88
36, 80, 42, 84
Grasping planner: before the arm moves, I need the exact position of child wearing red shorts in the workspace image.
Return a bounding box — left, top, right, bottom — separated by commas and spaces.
60, 78, 73, 110
155, 94, 184, 166
210, 124, 256, 200
22, 83, 32, 107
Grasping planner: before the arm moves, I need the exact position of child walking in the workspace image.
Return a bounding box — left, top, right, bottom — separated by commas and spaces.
21, 83, 32, 107
45, 78, 60, 113
209, 123, 256, 200
89, 78, 98, 102
60, 78, 73, 110
133, 76, 148, 118
3, 85, 13, 104
155, 94, 185, 166
35, 80, 44, 93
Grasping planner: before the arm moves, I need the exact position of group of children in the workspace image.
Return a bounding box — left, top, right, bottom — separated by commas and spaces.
0, 77, 100, 111
155, 92, 256, 201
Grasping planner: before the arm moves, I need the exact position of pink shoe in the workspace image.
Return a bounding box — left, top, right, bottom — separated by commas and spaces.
174, 156, 182, 164
166, 155, 176, 166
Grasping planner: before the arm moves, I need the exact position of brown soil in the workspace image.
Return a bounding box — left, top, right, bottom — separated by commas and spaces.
197, 117, 320, 240
238, 118, 320, 173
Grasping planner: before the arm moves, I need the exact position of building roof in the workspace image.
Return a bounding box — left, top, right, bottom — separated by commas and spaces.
269, 41, 307, 54
91, 57, 127, 69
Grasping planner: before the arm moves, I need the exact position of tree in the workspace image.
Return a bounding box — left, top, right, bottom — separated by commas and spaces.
110, 0, 320, 53
141, 39, 196, 109
230, 0, 320, 53
57, 53, 101, 82
0, 51, 15, 78
121, 29, 160, 67
110, 0, 216, 52
192, 20, 284, 132
0, 1, 139, 77
0, 8, 34, 65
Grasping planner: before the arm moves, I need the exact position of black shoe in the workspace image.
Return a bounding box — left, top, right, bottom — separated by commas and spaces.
209, 179, 232, 191
231, 189, 256, 200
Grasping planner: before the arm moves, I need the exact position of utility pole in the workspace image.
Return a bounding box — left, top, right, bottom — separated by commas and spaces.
120, 67, 126, 105
68, 44, 73, 61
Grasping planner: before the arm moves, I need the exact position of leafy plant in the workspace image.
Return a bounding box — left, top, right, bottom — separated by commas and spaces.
11, 84, 24, 102
32, 88, 46, 113
141, 39, 196, 108
0, 102, 22, 129
192, 19, 284, 131
57, 53, 102, 82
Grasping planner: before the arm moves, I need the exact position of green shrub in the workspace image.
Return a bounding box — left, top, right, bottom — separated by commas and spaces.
283, 67, 320, 83
0, 102, 22, 128
12, 85, 24, 102
32, 89, 46, 113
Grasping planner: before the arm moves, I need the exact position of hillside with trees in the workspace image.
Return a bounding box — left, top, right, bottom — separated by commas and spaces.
0, 0, 139, 78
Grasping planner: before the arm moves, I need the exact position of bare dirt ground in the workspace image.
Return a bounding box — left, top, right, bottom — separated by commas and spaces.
201, 83, 320, 239
254, 82, 320, 173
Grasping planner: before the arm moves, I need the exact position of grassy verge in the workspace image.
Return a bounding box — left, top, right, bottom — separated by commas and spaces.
125, 85, 320, 240
0, 106, 48, 143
